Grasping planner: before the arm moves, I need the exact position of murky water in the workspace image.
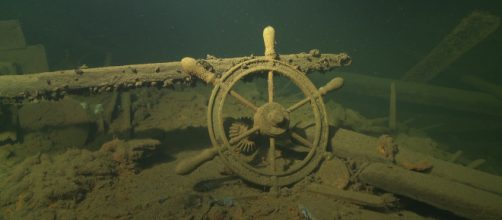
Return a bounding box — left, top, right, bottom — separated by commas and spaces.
1, 1, 502, 219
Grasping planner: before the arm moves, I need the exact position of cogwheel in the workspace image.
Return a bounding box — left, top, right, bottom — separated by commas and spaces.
229, 118, 256, 153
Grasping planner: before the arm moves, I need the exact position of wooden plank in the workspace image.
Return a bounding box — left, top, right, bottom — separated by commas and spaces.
0, 20, 26, 50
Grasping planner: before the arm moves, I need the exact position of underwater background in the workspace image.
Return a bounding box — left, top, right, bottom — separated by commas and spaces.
1, 0, 502, 219
2, 0, 501, 169
1, 0, 500, 77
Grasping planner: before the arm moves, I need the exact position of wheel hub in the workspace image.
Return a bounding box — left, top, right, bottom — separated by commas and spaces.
254, 102, 290, 137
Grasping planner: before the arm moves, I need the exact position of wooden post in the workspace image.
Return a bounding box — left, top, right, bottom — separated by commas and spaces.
388, 82, 397, 131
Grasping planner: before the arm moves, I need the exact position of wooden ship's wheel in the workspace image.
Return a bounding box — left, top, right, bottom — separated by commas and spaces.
176, 26, 344, 189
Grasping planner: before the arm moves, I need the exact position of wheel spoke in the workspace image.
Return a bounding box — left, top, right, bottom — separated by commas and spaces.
229, 90, 258, 111
229, 126, 259, 145
268, 71, 274, 103
291, 131, 313, 148
287, 97, 310, 112
268, 137, 276, 172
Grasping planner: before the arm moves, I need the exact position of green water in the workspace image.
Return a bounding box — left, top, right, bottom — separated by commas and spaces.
1, 1, 502, 219
1, 0, 500, 75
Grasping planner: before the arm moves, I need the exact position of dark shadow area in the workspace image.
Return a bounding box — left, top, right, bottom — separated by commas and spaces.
397, 196, 467, 220
132, 126, 211, 167
193, 176, 240, 193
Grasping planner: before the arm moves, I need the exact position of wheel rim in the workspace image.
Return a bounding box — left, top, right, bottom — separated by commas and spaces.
207, 58, 329, 187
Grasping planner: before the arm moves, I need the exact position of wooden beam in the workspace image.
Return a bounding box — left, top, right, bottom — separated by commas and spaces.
334, 72, 502, 117
461, 74, 502, 100
402, 11, 500, 82
358, 163, 502, 220
388, 82, 397, 130
0, 52, 351, 100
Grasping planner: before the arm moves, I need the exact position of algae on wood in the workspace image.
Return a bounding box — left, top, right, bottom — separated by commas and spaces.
0, 52, 351, 100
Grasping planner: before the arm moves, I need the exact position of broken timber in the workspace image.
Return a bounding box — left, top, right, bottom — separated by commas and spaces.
402, 11, 500, 82
461, 74, 502, 100
0, 52, 351, 100
334, 72, 502, 117
331, 129, 502, 196
358, 163, 502, 220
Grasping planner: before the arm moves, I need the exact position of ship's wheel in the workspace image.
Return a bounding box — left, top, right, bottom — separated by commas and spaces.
176, 26, 343, 189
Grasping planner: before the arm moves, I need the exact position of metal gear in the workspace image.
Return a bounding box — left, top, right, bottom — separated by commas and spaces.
228, 118, 256, 154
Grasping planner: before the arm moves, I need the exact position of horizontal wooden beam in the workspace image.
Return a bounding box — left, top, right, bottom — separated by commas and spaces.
359, 163, 502, 220
0, 52, 351, 101
334, 72, 502, 117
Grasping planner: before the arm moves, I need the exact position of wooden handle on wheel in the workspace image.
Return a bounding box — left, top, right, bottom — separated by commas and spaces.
263, 26, 277, 59
319, 77, 344, 96
181, 57, 216, 84
175, 147, 219, 175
